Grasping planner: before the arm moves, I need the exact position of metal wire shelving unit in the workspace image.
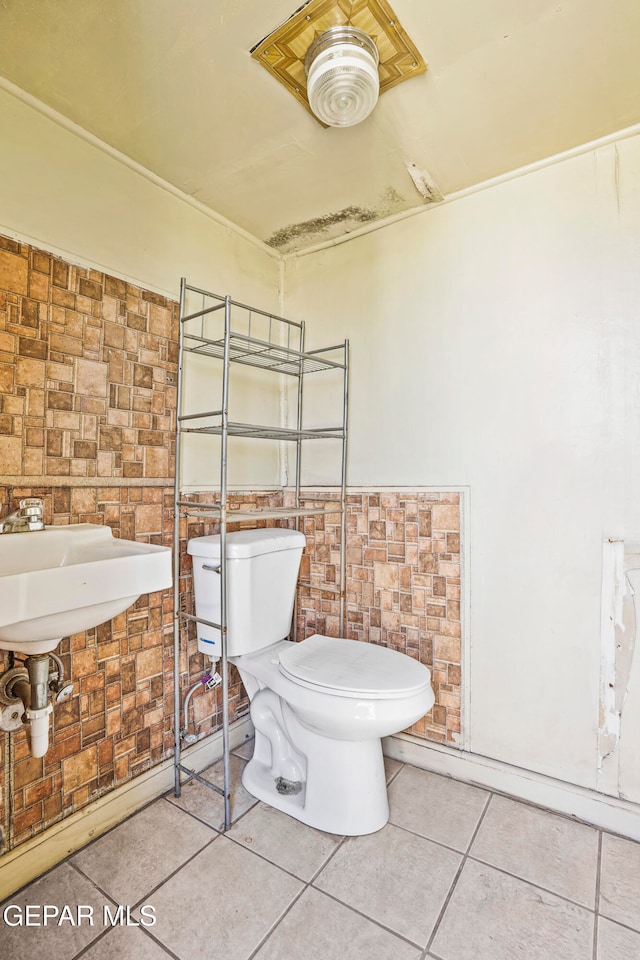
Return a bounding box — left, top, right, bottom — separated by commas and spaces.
172, 278, 349, 830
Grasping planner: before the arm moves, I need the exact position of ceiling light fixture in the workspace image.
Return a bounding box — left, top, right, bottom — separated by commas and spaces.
304, 26, 380, 128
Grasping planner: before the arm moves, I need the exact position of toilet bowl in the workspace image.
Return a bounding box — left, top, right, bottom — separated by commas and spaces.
188, 529, 435, 835
233, 633, 433, 834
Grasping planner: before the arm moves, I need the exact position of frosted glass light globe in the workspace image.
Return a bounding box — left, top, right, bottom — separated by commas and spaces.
305, 27, 380, 128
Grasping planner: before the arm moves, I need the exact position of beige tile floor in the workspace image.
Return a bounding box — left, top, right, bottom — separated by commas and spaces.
2, 742, 640, 960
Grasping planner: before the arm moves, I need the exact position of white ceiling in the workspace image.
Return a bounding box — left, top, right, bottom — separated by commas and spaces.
1, 0, 639, 253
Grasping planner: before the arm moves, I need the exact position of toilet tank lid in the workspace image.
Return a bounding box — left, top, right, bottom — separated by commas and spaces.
187, 528, 306, 560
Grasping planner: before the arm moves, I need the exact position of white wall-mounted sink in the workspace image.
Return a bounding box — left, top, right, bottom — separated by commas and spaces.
0, 524, 173, 654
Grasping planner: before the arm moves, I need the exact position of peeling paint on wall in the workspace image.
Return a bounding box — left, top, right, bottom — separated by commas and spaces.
598, 538, 640, 798
619, 562, 640, 802
599, 539, 623, 789
406, 162, 444, 203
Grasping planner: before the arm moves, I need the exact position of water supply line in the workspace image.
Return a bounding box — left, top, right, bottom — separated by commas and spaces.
181, 668, 222, 745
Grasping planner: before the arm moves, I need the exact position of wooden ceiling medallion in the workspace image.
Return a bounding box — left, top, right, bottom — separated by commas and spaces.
251, 0, 427, 124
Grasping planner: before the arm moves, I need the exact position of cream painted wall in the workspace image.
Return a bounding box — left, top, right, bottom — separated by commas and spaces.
284, 134, 640, 792
0, 86, 282, 488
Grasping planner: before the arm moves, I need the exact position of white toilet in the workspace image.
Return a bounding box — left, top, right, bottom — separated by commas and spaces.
188, 528, 434, 835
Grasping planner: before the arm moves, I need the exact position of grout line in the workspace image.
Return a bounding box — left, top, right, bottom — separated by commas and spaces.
223, 805, 348, 887
454, 792, 604, 916
387, 790, 602, 919
218, 798, 261, 832
165, 805, 226, 835
464, 852, 599, 914
163, 787, 227, 834
70, 927, 118, 960
597, 914, 640, 938
307, 834, 349, 885
68, 828, 221, 912
389, 793, 604, 930
386, 818, 475, 857
242, 834, 353, 960
232, 822, 425, 955
71, 922, 181, 960
467, 792, 494, 853
306, 823, 447, 952
308, 884, 425, 951
244, 885, 308, 960
593, 831, 603, 960
384, 760, 405, 787
224, 827, 315, 885
129, 833, 221, 908
67, 859, 118, 904
423, 790, 493, 956
64, 859, 143, 960
136, 925, 194, 960
165, 754, 258, 833
66, 862, 182, 960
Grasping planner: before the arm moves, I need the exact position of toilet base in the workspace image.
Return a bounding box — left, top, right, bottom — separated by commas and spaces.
231, 639, 432, 836
242, 710, 390, 835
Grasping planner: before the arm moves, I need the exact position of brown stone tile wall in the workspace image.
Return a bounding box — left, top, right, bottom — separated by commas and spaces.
0, 236, 178, 482
180, 489, 463, 747
0, 486, 176, 849
0, 235, 182, 853
295, 491, 463, 745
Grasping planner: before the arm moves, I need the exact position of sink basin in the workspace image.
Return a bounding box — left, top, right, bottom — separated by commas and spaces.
0, 524, 173, 654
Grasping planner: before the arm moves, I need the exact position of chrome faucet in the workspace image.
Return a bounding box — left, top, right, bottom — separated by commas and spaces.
0, 498, 45, 534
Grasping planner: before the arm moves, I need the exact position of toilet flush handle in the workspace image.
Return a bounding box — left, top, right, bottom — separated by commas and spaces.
202, 563, 221, 573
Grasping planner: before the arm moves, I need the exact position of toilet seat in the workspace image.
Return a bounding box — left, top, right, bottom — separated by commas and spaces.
278, 634, 431, 700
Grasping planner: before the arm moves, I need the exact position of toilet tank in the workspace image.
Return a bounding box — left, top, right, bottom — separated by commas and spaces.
187, 528, 306, 660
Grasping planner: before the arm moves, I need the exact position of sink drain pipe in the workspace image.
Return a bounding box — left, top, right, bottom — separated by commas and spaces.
0, 652, 73, 757
9, 654, 53, 757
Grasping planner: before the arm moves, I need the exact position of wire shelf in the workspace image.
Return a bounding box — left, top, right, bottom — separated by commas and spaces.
182, 331, 345, 376
177, 503, 338, 521
181, 421, 344, 442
